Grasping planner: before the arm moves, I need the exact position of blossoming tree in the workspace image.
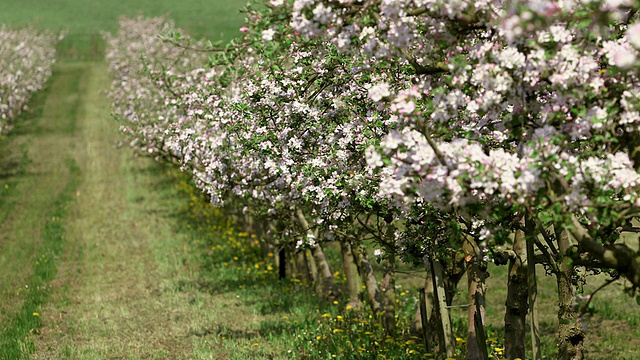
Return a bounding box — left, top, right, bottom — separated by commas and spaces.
0, 26, 58, 136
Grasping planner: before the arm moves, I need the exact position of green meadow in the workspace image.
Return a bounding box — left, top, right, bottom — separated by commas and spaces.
0, 0, 247, 60
0, 0, 247, 38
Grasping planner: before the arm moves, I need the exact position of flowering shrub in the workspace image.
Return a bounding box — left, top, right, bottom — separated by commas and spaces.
0, 26, 59, 135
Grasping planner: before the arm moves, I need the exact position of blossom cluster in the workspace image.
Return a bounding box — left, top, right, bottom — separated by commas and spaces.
104, 16, 210, 159
288, 0, 640, 234
0, 26, 59, 134
106, 13, 397, 251
107, 0, 640, 264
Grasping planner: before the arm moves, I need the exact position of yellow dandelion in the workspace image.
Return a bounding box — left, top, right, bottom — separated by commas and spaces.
322, 313, 331, 318
33, 312, 39, 317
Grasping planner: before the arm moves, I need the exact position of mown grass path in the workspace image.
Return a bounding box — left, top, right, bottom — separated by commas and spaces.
0, 59, 279, 359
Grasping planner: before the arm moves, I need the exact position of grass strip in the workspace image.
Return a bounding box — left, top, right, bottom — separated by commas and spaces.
0, 160, 80, 360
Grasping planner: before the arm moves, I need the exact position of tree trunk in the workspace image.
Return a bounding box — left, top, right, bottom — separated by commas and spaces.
463, 236, 488, 360
412, 271, 441, 352
352, 243, 384, 314
305, 248, 319, 284
411, 274, 435, 338
504, 226, 529, 359
295, 250, 312, 283
382, 246, 396, 335
431, 259, 456, 358
412, 255, 466, 353
555, 228, 585, 360
312, 243, 336, 297
525, 215, 541, 360
340, 241, 362, 310
278, 247, 286, 280
295, 209, 336, 297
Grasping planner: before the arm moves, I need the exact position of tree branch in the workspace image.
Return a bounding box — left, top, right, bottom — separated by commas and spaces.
569, 215, 640, 287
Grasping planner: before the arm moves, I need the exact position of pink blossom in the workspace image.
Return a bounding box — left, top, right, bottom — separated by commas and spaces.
628, 23, 640, 49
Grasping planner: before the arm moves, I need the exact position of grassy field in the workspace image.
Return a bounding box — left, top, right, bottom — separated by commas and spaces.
0, 0, 247, 39
0, 0, 248, 60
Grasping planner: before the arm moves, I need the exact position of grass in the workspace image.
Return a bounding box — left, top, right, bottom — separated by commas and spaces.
0, 160, 80, 359
0, 0, 247, 39
0, 0, 248, 60
162, 168, 432, 359
0, 61, 86, 358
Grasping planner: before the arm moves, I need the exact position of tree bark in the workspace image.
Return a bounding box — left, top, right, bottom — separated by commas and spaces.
431, 259, 456, 358
504, 226, 529, 359
412, 255, 466, 353
312, 243, 337, 297
411, 274, 435, 338
305, 248, 319, 284
382, 246, 396, 335
278, 247, 286, 280
555, 228, 585, 360
340, 241, 362, 310
295, 209, 336, 297
525, 215, 542, 360
463, 236, 488, 360
352, 243, 384, 315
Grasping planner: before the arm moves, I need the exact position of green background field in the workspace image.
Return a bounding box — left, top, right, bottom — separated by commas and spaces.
0, 0, 248, 60
0, 0, 247, 38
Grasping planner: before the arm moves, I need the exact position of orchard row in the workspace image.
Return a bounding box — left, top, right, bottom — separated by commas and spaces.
104, 2, 640, 359
0, 26, 59, 134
